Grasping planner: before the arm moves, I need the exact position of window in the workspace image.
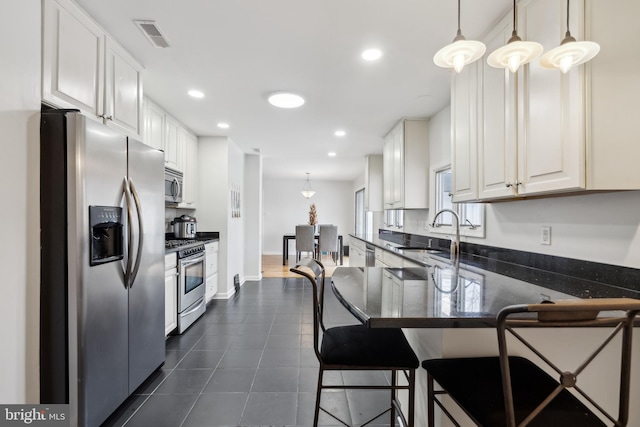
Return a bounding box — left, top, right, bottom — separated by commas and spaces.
429, 166, 485, 238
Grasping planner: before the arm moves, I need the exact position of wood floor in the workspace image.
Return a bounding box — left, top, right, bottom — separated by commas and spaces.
261, 254, 349, 278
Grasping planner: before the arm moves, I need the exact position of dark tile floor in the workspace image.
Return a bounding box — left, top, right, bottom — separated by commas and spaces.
102, 277, 401, 427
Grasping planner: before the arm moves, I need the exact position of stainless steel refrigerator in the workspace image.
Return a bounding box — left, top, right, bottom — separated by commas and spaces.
40, 110, 165, 427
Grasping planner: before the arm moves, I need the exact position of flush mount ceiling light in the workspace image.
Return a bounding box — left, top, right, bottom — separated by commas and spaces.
268, 92, 305, 109
487, 0, 543, 73
361, 48, 382, 61
433, 0, 486, 73
300, 172, 316, 199
188, 89, 204, 98
539, 0, 600, 73
328, 152, 337, 157
217, 122, 230, 129
334, 130, 346, 137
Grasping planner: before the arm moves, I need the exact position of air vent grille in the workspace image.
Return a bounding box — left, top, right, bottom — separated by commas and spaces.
134, 20, 172, 48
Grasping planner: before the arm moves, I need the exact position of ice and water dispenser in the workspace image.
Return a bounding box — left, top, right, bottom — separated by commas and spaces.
89, 206, 124, 266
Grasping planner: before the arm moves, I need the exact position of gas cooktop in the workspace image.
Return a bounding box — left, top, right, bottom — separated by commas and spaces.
165, 239, 199, 249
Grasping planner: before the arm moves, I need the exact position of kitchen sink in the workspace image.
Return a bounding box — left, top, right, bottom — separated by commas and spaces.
397, 247, 444, 255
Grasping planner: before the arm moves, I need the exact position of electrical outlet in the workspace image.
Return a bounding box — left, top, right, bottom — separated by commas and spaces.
541, 226, 551, 245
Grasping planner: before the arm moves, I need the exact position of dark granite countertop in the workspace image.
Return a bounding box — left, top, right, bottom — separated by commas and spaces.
331, 265, 639, 329
348, 233, 640, 301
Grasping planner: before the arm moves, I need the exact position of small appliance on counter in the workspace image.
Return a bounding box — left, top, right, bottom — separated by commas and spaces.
171, 214, 197, 238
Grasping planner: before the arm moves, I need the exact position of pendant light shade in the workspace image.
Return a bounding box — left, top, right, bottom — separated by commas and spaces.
301, 172, 316, 199
539, 0, 599, 73
433, 0, 486, 73
487, 0, 543, 73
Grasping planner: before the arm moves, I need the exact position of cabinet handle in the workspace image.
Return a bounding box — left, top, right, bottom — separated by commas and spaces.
505, 180, 521, 188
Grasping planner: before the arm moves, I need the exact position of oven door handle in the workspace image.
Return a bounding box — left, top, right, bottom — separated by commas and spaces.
128, 177, 144, 288
181, 254, 205, 267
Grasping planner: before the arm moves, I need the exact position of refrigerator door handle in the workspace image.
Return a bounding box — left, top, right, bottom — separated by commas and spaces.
123, 177, 135, 287
128, 178, 144, 288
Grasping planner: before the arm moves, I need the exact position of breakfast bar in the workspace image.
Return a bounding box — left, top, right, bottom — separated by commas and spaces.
330, 263, 635, 329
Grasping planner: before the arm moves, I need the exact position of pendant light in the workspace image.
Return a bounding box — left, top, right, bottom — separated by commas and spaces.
433, 0, 486, 73
300, 172, 316, 199
539, 0, 599, 73
487, 0, 543, 73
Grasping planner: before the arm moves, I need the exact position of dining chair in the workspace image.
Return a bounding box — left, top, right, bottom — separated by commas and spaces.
290, 258, 419, 426
317, 224, 339, 264
422, 298, 640, 427
295, 224, 315, 262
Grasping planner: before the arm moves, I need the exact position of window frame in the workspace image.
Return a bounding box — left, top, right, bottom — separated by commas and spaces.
428, 163, 485, 238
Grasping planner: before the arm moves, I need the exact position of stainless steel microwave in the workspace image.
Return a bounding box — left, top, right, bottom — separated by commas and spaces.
164, 167, 183, 203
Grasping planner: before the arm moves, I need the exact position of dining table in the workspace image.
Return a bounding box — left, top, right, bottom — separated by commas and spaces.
282, 233, 343, 265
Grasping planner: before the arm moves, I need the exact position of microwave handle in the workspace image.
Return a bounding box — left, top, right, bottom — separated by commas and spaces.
128, 178, 144, 288
172, 177, 181, 201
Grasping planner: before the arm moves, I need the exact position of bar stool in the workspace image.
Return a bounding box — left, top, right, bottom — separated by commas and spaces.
290, 258, 419, 426
422, 299, 640, 427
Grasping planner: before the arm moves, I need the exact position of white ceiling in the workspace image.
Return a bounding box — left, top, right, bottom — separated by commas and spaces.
75, 0, 511, 181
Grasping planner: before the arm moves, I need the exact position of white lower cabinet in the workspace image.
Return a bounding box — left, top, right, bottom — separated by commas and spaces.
349, 238, 366, 267
205, 242, 219, 302
164, 253, 177, 336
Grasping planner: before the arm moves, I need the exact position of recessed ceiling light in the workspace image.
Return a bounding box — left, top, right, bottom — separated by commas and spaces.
328, 152, 337, 157
334, 130, 346, 137
361, 48, 382, 61
267, 92, 305, 108
217, 122, 230, 129
188, 89, 204, 98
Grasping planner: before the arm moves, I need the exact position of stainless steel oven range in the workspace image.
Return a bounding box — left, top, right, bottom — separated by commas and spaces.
170, 241, 206, 333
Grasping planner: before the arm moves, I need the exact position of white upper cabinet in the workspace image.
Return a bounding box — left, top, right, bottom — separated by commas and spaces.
451, 61, 480, 202
104, 37, 143, 137
42, 0, 143, 138
455, 0, 640, 202
164, 114, 181, 170
178, 128, 198, 208
364, 155, 383, 212
383, 119, 430, 209
42, 0, 104, 117
143, 98, 165, 152
476, 12, 518, 201
516, 0, 585, 196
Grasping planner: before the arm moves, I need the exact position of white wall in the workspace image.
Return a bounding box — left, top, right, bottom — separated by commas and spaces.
263, 179, 354, 255
0, 0, 41, 403
244, 155, 262, 280
197, 136, 247, 297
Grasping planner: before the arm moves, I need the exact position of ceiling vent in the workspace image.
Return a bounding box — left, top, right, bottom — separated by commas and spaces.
134, 20, 172, 48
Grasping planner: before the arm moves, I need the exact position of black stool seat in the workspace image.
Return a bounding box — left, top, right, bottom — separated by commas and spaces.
422, 356, 605, 427
322, 325, 419, 369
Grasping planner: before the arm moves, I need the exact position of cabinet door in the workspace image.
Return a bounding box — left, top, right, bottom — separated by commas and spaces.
164, 267, 177, 336
478, 14, 518, 201
392, 124, 404, 208
104, 37, 143, 137
451, 62, 479, 202
42, 0, 104, 116
383, 136, 394, 209
164, 115, 180, 170
517, 0, 585, 195
143, 99, 165, 151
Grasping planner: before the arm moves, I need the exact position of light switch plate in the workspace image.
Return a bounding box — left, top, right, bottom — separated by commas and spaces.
541, 226, 551, 245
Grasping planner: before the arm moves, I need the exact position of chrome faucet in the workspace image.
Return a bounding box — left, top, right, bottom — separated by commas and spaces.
431, 209, 460, 262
